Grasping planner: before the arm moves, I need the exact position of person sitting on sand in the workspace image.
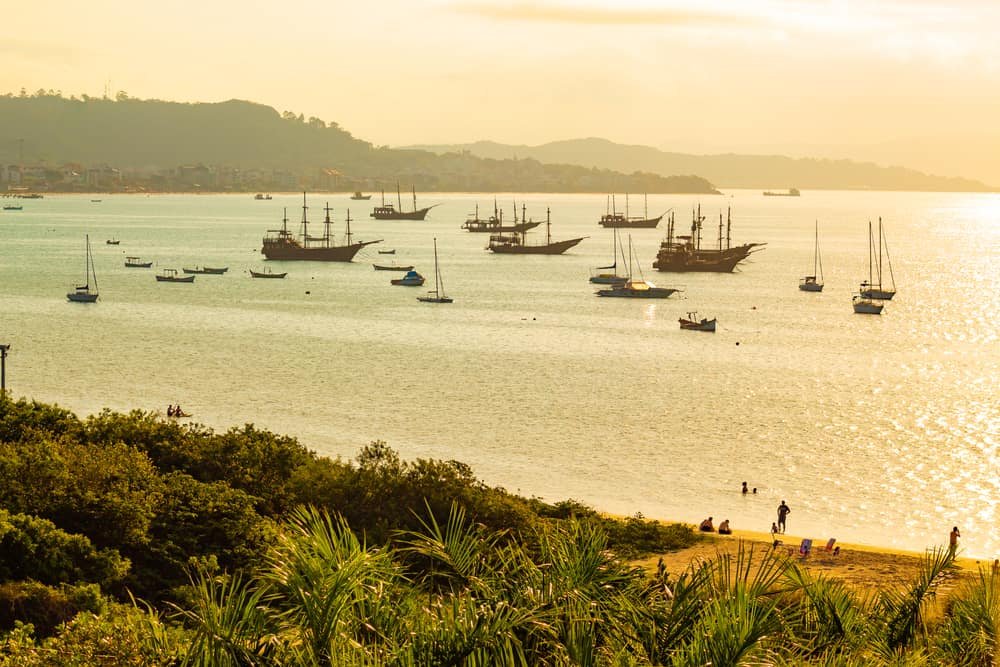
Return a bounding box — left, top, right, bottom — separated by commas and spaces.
770, 522, 779, 538
175, 405, 185, 418
718, 519, 732, 535
699, 517, 714, 532
167, 404, 174, 417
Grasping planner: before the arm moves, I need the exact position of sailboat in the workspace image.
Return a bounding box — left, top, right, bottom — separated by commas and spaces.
860, 217, 896, 300
853, 221, 884, 315
67, 235, 99, 303
799, 220, 824, 292
598, 194, 664, 228
370, 183, 437, 220
590, 228, 628, 284
487, 208, 587, 254
596, 235, 679, 298
417, 238, 453, 304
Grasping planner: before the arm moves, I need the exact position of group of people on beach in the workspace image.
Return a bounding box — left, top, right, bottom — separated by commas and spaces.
699, 517, 731, 535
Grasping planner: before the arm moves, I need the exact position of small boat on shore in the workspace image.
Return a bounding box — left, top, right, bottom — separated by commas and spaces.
679, 312, 717, 332
391, 270, 425, 286
124, 256, 153, 268
373, 263, 414, 272
250, 268, 287, 279
156, 268, 196, 283
183, 266, 228, 275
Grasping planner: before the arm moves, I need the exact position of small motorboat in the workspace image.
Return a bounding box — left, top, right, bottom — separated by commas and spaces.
125, 256, 153, 268
183, 266, 228, 275
91, 199, 102, 203
106, 239, 120, 245
391, 270, 425, 286
350, 191, 372, 200
373, 263, 414, 271
3, 204, 23, 211
378, 249, 396, 255
679, 312, 716, 332
156, 268, 196, 283
254, 193, 272, 200
250, 268, 287, 279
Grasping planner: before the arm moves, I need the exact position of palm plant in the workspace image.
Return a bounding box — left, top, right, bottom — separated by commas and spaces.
934, 567, 1000, 665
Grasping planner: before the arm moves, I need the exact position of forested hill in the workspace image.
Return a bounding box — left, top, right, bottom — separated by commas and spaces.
0, 93, 719, 194
407, 137, 995, 192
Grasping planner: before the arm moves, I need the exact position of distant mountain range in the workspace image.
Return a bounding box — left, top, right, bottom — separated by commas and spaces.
405, 138, 994, 192
0, 94, 717, 194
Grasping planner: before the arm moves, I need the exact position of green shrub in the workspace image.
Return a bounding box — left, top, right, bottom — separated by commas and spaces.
0, 582, 103, 638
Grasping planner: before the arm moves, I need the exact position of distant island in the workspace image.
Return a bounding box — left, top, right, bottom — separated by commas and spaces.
406, 137, 995, 193
0, 92, 718, 194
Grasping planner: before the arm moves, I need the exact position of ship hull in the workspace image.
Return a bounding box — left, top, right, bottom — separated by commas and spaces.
598, 215, 662, 229
261, 240, 379, 261
488, 237, 586, 255
463, 221, 542, 233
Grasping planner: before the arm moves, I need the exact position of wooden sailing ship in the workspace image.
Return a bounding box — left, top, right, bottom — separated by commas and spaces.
262, 194, 382, 261
462, 200, 542, 233
652, 206, 764, 272
598, 194, 664, 228
487, 208, 586, 255
370, 183, 437, 220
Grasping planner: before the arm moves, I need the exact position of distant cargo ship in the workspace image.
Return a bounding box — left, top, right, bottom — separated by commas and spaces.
763, 188, 800, 197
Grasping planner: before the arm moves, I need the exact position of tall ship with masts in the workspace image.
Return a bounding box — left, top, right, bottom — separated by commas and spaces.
462, 200, 542, 233
652, 205, 764, 272
487, 208, 587, 255
261, 193, 382, 261
598, 194, 664, 228
370, 183, 438, 220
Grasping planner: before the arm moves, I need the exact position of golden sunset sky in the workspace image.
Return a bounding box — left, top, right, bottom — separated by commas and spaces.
3, 0, 999, 183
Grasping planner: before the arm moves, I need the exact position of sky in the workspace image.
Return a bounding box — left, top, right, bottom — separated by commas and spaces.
3, 0, 999, 184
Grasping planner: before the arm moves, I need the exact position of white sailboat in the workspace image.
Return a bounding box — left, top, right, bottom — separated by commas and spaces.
417, 238, 453, 303
853, 221, 884, 315
67, 235, 99, 303
589, 227, 627, 284
860, 217, 896, 300
798, 220, 824, 292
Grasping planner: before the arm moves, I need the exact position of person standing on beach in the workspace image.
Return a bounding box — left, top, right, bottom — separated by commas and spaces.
742, 481, 748, 495
777, 501, 791, 533
949, 526, 961, 555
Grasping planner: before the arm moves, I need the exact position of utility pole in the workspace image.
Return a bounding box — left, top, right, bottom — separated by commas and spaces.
0, 344, 9, 397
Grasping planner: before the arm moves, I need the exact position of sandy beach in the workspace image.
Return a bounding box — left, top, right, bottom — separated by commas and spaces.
637, 524, 989, 597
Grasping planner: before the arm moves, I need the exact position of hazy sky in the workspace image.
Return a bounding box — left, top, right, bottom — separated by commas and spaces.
4, 0, 999, 183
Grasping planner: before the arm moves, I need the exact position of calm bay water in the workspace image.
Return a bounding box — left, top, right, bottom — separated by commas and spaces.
1, 190, 997, 557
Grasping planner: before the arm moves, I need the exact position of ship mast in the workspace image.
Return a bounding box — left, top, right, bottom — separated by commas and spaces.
299, 192, 309, 245
323, 202, 333, 247
718, 212, 723, 250
412, 185, 417, 213
396, 182, 402, 212
726, 207, 732, 249
346, 209, 353, 245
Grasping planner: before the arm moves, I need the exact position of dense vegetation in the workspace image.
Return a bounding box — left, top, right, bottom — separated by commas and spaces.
0, 92, 719, 194
1, 396, 997, 665
411, 137, 995, 192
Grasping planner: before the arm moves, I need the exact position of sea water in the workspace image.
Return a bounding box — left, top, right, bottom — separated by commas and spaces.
1, 191, 997, 557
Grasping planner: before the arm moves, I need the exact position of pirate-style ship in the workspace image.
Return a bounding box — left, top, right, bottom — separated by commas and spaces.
652, 205, 764, 272
262, 193, 381, 261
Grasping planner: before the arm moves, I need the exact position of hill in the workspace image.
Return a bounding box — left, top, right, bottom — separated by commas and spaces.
406, 137, 994, 192
0, 93, 719, 194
